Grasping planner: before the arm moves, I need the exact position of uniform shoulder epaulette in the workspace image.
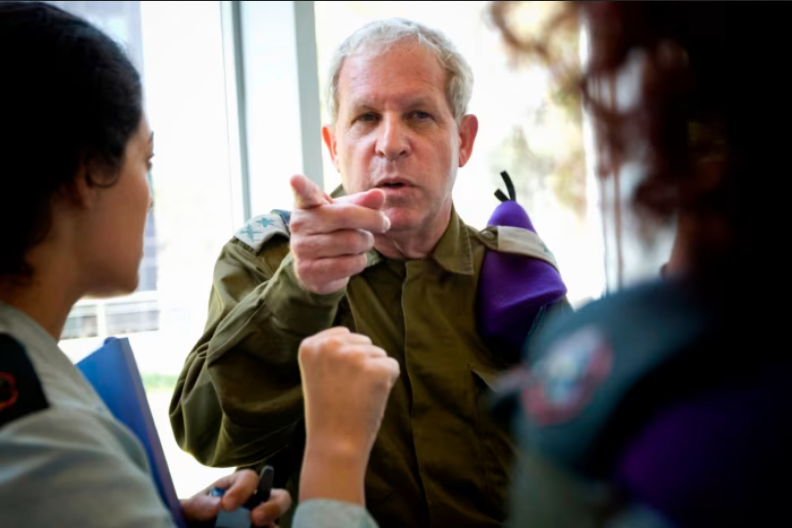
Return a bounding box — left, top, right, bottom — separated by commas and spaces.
479, 225, 560, 270
0, 334, 49, 429
233, 209, 291, 253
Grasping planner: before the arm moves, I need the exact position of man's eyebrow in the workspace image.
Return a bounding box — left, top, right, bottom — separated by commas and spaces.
401, 97, 436, 109
348, 102, 378, 113
348, 97, 437, 112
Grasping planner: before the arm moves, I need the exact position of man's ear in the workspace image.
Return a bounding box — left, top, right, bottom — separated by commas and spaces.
322, 125, 341, 173
458, 114, 479, 168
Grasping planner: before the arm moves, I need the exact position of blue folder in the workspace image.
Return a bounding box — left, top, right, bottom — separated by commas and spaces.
76, 337, 187, 528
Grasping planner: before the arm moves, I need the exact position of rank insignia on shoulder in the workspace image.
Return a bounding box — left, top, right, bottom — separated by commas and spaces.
522, 326, 612, 426
0, 334, 49, 427
0, 334, 49, 428
233, 212, 290, 253
0, 372, 19, 412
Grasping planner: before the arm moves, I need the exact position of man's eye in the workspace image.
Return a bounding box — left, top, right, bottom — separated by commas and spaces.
410, 111, 432, 120
357, 113, 378, 123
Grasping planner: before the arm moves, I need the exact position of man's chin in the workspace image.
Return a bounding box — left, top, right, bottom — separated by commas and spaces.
383, 208, 422, 232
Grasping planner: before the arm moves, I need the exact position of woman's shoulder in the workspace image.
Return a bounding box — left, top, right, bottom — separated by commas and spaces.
0, 329, 171, 527
0, 307, 151, 479
516, 278, 718, 472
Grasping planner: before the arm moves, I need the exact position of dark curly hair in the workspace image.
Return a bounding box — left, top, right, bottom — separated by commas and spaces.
0, 2, 143, 279
491, 1, 783, 281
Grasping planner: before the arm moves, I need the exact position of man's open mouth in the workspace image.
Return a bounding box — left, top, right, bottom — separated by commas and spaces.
377, 178, 412, 189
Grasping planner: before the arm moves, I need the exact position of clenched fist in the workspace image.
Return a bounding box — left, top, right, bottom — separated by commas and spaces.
297, 327, 400, 505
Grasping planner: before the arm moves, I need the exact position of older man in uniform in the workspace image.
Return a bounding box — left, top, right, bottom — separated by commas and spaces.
170, 18, 568, 528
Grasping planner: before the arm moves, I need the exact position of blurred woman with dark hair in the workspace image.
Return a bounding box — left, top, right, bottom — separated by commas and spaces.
490, 2, 791, 527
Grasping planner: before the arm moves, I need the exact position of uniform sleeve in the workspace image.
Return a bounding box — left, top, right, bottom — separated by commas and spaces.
293, 500, 380, 528
0, 407, 175, 528
169, 238, 346, 467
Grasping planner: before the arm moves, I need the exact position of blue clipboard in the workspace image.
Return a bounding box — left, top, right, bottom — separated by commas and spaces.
76, 337, 187, 528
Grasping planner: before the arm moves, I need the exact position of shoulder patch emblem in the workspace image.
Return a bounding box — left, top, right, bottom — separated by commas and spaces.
521, 326, 612, 426
0, 372, 19, 412
234, 212, 290, 253
0, 334, 49, 428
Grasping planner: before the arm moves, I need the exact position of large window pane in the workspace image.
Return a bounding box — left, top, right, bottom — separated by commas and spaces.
50, 0, 234, 497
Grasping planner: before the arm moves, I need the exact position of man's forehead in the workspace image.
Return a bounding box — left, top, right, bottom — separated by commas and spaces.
337, 46, 448, 110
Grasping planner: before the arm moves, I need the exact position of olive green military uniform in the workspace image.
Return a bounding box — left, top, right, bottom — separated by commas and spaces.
170, 204, 562, 528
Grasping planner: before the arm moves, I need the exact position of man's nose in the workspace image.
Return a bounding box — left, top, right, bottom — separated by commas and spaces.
375, 115, 410, 160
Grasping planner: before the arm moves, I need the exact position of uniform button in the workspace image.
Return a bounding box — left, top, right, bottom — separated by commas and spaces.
482, 231, 495, 240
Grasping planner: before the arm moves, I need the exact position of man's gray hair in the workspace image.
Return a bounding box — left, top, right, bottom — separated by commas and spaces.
325, 18, 474, 126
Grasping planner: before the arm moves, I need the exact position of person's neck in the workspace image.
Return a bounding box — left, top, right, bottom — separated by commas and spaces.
374, 205, 453, 260
0, 249, 83, 341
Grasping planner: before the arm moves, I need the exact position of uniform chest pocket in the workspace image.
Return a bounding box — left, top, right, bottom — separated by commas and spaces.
470, 364, 518, 522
